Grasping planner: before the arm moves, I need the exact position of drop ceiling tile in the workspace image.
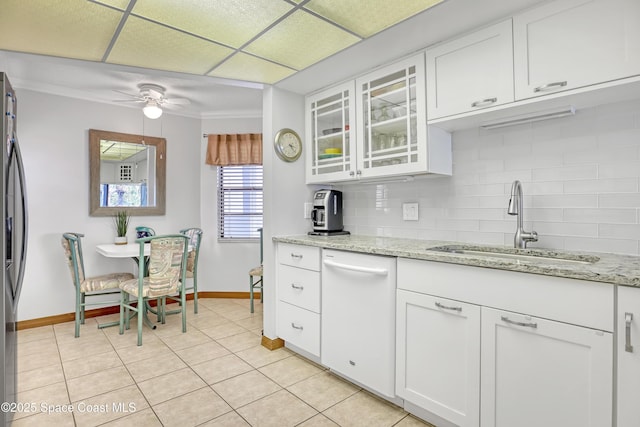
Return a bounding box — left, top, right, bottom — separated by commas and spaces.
243, 10, 360, 71
208, 53, 296, 85
107, 16, 234, 75
304, 0, 444, 37
94, 0, 131, 11
132, 0, 294, 49
0, 0, 122, 61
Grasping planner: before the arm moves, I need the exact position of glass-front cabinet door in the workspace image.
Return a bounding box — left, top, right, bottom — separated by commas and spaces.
356, 53, 427, 179
306, 81, 357, 183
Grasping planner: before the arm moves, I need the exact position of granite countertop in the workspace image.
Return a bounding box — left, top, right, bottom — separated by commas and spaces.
273, 234, 640, 287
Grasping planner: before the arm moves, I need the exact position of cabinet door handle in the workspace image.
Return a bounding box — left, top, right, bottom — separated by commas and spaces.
533, 81, 567, 93
435, 301, 462, 312
291, 322, 304, 330
291, 283, 304, 290
625, 312, 634, 353
501, 315, 537, 329
290, 253, 303, 259
470, 97, 497, 108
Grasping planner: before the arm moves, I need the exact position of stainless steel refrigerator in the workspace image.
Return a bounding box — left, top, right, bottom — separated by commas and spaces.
1, 72, 28, 426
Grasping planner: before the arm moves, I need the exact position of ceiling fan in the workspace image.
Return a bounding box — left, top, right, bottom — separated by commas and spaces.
113, 83, 190, 119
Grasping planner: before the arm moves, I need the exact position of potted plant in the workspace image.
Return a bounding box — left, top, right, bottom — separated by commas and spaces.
113, 210, 130, 245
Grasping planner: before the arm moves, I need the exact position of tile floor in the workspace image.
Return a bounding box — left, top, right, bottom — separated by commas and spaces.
13, 298, 435, 427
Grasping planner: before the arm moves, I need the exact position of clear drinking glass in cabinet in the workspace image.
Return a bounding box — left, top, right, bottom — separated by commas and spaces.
309, 89, 352, 179
361, 66, 418, 170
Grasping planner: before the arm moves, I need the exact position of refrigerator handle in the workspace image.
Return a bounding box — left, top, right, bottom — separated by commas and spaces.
11, 132, 28, 305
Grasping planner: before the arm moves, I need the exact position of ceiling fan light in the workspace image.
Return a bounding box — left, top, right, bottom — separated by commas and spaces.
143, 101, 163, 119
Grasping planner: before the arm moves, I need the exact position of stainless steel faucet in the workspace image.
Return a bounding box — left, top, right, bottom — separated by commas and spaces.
508, 180, 538, 248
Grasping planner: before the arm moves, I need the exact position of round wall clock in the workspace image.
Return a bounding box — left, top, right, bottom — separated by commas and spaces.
274, 128, 302, 162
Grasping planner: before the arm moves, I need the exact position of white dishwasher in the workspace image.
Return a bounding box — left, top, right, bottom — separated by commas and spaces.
321, 249, 397, 398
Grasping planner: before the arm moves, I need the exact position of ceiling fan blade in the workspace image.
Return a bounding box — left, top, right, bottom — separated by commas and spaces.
112, 89, 142, 100
112, 99, 146, 103
162, 103, 184, 110
164, 98, 190, 105
147, 87, 164, 99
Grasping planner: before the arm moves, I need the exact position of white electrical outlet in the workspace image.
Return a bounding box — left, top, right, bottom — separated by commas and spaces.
402, 202, 419, 221
304, 202, 313, 219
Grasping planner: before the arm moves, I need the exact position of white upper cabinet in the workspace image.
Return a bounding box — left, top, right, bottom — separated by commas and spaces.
426, 19, 515, 120
305, 53, 451, 184
355, 54, 430, 179
513, 0, 640, 100
305, 81, 357, 184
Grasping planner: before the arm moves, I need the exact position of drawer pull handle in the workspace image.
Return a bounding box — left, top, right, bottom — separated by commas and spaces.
501, 316, 537, 329
291, 323, 304, 330
534, 81, 567, 93
435, 302, 462, 312
626, 312, 634, 353
291, 283, 304, 290
290, 253, 303, 259
471, 97, 497, 108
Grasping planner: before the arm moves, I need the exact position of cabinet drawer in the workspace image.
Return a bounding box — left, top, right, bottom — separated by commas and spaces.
278, 265, 320, 313
277, 301, 320, 356
398, 258, 613, 332
278, 243, 320, 271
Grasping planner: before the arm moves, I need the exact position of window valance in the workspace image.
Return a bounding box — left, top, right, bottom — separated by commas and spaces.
205, 133, 262, 166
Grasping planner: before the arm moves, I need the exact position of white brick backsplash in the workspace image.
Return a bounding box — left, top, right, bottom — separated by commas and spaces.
532, 164, 598, 182
532, 194, 597, 208
599, 162, 640, 179
341, 100, 640, 255
563, 208, 636, 224
599, 224, 640, 240
563, 178, 638, 194
532, 222, 598, 238
599, 193, 640, 208
565, 146, 640, 165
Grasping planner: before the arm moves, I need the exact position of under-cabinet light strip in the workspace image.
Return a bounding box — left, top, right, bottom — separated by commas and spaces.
480, 106, 576, 130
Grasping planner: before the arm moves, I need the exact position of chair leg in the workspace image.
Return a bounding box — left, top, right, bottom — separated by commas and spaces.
75, 290, 82, 338
137, 295, 144, 346
249, 276, 255, 314
193, 276, 198, 314
80, 293, 86, 324
260, 277, 263, 303
119, 291, 125, 335
181, 288, 187, 333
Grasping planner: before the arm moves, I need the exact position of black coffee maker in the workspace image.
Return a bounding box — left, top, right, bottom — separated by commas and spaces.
309, 189, 349, 236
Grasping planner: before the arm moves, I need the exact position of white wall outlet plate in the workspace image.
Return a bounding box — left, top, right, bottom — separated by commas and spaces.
304, 202, 313, 219
402, 202, 419, 221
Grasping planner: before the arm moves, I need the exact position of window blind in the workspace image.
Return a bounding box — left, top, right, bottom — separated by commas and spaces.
217, 165, 263, 239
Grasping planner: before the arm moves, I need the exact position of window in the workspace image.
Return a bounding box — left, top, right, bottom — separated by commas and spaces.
100, 183, 148, 207
217, 165, 263, 240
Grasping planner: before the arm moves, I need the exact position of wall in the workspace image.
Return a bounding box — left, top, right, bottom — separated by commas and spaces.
262, 86, 314, 339
341, 98, 640, 256
16, 89, 201, 321
200, 117, 263, 294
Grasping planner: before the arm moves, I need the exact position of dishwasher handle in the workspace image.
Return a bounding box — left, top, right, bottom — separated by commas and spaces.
323, 259, 388, 276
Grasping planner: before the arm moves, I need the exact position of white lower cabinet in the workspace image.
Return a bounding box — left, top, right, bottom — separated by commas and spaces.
397, 258, 614, 427
276, 243, 321, 358
396, 290, 480, 427
481, 307, 612, 427
617, 285, 640, 427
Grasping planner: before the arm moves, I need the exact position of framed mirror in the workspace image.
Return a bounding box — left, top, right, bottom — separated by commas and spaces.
89, 129, 166, 216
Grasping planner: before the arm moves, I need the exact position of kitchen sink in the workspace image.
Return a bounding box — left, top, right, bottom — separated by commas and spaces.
426, 245, 600, 265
